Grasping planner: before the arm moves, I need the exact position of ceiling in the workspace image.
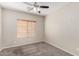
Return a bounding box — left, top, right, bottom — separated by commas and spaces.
0, 2, 69, 16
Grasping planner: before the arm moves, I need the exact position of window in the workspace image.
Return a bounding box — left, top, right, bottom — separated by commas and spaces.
17, 19, 36, 38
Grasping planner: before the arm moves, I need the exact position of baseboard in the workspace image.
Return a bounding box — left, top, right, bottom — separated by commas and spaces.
45, 40, 75, 56
1, 40, 75, 56
2, 40, 44, 50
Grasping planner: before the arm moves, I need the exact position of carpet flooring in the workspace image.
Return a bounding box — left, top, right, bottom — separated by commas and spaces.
0, 42, 73, 56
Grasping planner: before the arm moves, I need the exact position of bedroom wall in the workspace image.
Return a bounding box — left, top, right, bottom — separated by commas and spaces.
0, 6, 2, 50
45, 3, 79, 55
2, 8, 44, 49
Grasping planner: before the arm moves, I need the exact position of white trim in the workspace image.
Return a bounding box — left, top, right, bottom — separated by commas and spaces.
2, 40, 43, 50
45, 40, 75, 56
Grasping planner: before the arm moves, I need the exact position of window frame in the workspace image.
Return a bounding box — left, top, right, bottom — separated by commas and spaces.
17, 19, 36, 38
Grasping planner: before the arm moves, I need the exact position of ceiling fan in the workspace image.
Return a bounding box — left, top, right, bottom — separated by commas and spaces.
24, 2, 49, 13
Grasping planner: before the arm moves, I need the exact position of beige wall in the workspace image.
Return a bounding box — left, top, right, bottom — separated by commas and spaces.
45, 3, 79, 56
0, 7, 2, 50
2, 8, 44, 49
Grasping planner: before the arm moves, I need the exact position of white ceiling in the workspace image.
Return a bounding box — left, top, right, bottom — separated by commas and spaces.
0, 2, 69, 16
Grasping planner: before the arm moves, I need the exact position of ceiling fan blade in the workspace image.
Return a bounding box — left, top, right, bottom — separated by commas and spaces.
40, 6, 49, 8
23, 2, 33, 6
27, 7, 33, 11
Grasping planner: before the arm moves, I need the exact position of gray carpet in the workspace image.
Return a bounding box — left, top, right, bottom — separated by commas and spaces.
0, 42, 73, 56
